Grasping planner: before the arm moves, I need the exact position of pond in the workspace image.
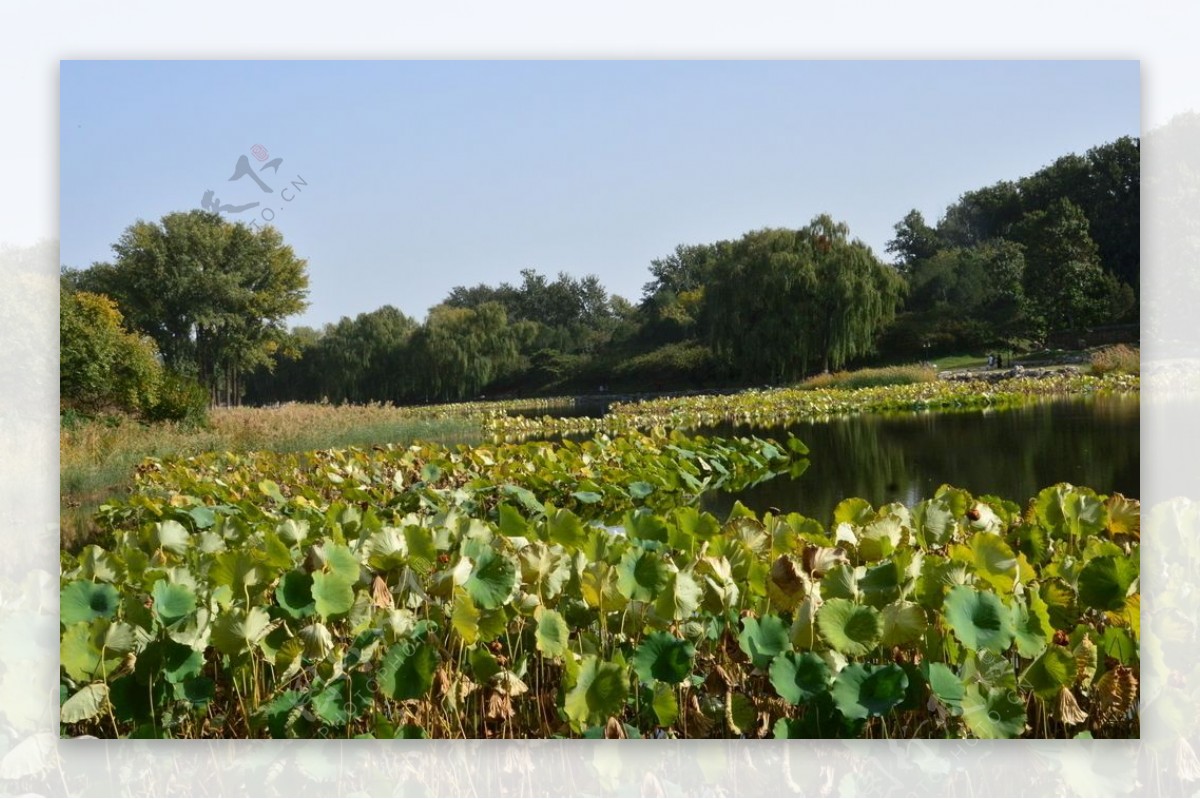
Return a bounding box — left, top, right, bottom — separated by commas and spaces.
693, 394, 1140, 523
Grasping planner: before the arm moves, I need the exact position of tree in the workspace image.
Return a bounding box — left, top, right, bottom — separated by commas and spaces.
886, 210, 942, 275
60, 287, 163, 415
68, 210, 309, 405
704, 216, 903, 382
1014, 198, 1130, 332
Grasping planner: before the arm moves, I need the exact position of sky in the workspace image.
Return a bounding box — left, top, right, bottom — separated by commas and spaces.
59, 60, 1140, 328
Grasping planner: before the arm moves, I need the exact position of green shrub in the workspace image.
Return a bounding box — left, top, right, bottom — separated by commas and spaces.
145, 372, 210, 426
60, 289, 163, 415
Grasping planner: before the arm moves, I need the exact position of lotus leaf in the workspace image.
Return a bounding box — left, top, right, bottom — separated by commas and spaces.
816, 599, 883, 657
738, 614, 791, 669
563, 656, 628, 729
212, 607, 273, 657
832, 662, 908, 720
962, 683, 1026, 738
943, 586, 1014, 653
769, 651, 831, 704
880, 601, 927, 647
60, 580, 120, 625
534, 607, 571, 658
616, 548, 670, 602
632, 632, 695, 685
61, 683, 109, 724
378, 642, 437, 701
1077, 555, 1138, 612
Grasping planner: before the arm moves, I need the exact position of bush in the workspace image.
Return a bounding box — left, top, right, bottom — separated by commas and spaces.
1090, 344, 1139, 376
797, 364, 938, 390
144, 372, 210, 426
60, 289, 163, 415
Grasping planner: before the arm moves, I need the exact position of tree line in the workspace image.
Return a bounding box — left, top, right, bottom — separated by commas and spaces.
60, 136, 1138, 416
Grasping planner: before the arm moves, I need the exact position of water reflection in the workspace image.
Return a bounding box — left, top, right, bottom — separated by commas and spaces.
697, 395, 1140, 523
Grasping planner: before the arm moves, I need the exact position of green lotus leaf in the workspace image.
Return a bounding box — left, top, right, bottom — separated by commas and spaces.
628, 481, 655, 499
61, 683, 109, 724
518, 542, 572, 600
832, 662, 908, 720
964, 533, 1018, 594
298, 622, 334, 660
858, 516, 902, 562
323, 543, 361, 581
616, 548, 670, 602
1013, 522, 1050, 566
563, 656, 628, 729
312, 572, 355, 620
1077, 555, 1138, 612
547, 507, 588, 550
738, 614, 792, 670
260, 690, 303, 738
859, 561, 901, 608
651, 682, 679, 726
625, 509, 670, 544
60, 620, 127, 682
451, 590, 482, 645
464, 548, 518, 610
210, 549, 261, 596
136, 640, 204, 685
1033, 484, 1107, 541
572, 490, 602, 504
60, 580, 120, 625
789, 596, 820, 650
816, 599, 883, 657
769, 651, 831, 704
1100, 625, 1137, 664
881, 601, 927, 647
364, 527, 408, 572
912, 498, 957, 548
773, 691, 862, 739
313, 673, 373, 726
1039, 579, 1079, 630
378, 642, 438, 700
1011, 592, 1053, 658
654, 570, 702, 621
156, 520, 191, 555
820, 563, 860, 602
167, 607, 211, 651
961, 649, 1017, 693
151, 579, 197, 625
174, 676, 215, 706
962, 683, 1026, 738
212, 607, 273, 657
497, 503, 529, 538
943, 586, 1014, 652
76, 545, 121, 583
833, 498, 874, 527
534, 608, 571, 658
277, 519, 309, 545
1021, 644, 1076, 699
924, 661, 964, 714
276, 571, 316, 618
632, 631, 695, 686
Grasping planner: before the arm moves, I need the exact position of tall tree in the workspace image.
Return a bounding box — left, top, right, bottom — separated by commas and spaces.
68, 210, 309, 404
1013, 198, 1130, 332
705, 216, 903, 381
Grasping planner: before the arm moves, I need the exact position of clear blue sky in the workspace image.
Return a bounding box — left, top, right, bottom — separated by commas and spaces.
60, 61, 1140, 328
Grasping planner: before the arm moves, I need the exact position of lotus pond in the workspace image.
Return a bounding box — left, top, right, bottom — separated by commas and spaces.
59, 376, 1140, 739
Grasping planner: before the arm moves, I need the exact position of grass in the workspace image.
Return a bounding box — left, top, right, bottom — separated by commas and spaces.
1090, 344, 1140, 376
60, 402, 488, 549
796, 363, 939, 390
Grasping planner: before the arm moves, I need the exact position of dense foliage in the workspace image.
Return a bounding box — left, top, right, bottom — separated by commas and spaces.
59, 429, 1137, 739
62, 210, 310, 406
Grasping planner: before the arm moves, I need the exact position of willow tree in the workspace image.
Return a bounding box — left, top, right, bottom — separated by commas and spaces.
406, 302, 529, 402
705, 216, 903, 382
